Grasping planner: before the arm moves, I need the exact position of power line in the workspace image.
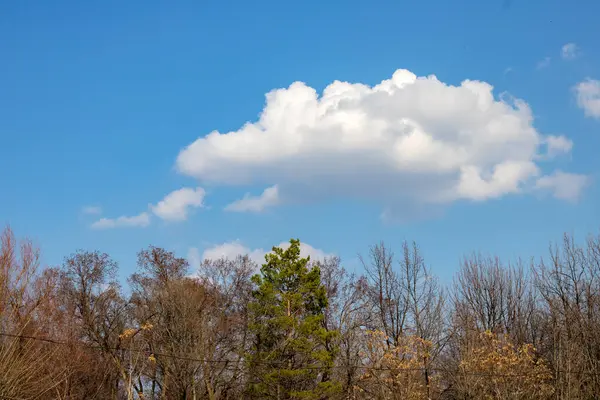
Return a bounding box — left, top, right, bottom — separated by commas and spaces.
2, 331, 600, 378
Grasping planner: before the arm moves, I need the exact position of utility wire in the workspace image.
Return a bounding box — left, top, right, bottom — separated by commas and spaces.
2, 331, 600, 377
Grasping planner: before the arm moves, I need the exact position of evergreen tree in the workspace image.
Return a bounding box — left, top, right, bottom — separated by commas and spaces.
246, 239, 341, 399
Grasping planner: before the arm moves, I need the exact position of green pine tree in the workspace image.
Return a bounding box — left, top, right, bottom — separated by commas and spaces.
246, 239, 341, 399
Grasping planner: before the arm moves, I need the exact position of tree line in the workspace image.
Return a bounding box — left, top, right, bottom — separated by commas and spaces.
1, 225, 599, 399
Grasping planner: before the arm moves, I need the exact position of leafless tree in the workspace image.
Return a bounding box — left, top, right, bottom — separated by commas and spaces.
398, 241, 445, 398
0, 226, 68, 399
61, 249, 133, 399
534, 233, 600, 399
360, 242, 408, 346
317, 257, 372, 397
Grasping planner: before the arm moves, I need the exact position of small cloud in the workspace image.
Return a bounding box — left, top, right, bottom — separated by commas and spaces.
561, 43, 579, 60
573, 78, 600, 119
151, 187, 205, 222
82, 206, 102, 215
91, 212, 151, 230
89, 187, 205, 229
224, 185, 280, 213
536, 57, 551, 69
535, 170, 589, 202
201, 240, 267, 264
276, 241, 333, 261
544, 135, 573, 158
503, 67, 514, 75
200, 239, 333, 265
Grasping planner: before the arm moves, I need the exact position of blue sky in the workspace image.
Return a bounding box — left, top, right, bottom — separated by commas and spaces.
1, 0, 599, 283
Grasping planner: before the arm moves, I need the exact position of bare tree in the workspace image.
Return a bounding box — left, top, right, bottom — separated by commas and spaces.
0, 226, 67, 399
129, 249, 254, 399
61, 249, 133, 399
398, 241, 445, 399
317, 257, 372, 398
534, 233, 600, 399
196, 255, 255, 399
452, 253, 538, 344
360, 242, 408, 346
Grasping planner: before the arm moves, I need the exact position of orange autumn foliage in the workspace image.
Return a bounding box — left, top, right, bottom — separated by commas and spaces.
456, 330, 554, 399
357, 330, 440, 399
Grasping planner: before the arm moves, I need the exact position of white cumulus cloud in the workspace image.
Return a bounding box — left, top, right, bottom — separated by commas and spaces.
151, 187, 205, 222
91, 212, 151, 230
535, 171, 589, 202
561, 43, 579, 60
200, 240, 332, 265
574, 79, 600, 119
175, 68, 584, 211
225, 185, 280, 213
